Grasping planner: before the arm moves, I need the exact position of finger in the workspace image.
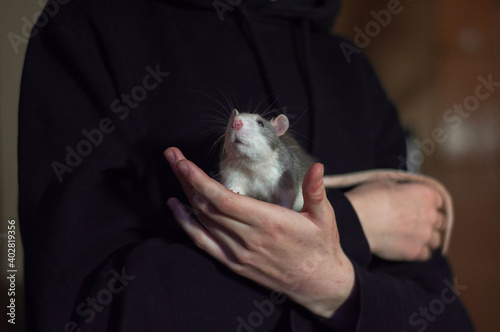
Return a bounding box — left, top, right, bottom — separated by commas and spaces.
164, 147, 186, 165
164, 147, 195, 204
416, 246, 432, 261
165, 147, 287, 228
168, 197, 258, 273
167, 197, 231, 263
165, 148, 225, 217
165, 150, 263, 261
165, 148, 227, 211
191, 193, 251, 238
440, 212, 447, 231
174, 158, 279, 225
430, 187, 444, 211
301, 163, 333, 224
434, 211, 447, 231
428, 231, 442, 249
169, 157, 229, 203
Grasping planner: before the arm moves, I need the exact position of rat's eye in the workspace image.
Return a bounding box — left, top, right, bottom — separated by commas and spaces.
257, 120, 264, 127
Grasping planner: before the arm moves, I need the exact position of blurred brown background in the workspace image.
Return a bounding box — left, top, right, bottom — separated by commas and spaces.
334, 1, 500, 331
1, 0, 499, 331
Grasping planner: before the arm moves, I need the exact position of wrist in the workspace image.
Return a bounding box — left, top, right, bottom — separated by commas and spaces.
298, 253, 356, 318
344, 190, 379, 254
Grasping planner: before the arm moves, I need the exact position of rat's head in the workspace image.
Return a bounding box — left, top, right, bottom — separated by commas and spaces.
223, 109, 289, 161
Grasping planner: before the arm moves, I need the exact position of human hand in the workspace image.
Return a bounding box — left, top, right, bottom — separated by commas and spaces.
164, 147, 355, 318
345, 180, 446, 261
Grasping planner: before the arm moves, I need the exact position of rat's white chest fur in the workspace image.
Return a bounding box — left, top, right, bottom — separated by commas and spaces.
221, 152, 284, 202
220, 110, 306, 210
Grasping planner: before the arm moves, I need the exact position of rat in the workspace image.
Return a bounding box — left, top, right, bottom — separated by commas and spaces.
220, 109, 314, 211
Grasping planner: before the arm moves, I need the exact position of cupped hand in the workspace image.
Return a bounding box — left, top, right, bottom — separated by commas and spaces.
164, 147, 354, 318
345, 180, 446, 261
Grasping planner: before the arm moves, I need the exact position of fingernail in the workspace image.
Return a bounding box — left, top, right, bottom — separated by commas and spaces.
316, 166, 324, 184
316, 173, 323, 184
178, 161, 189, 176
167, 197, 175, 208
166, 150, 176, 164
311, 165, 324, 193
167, 197, 180, 215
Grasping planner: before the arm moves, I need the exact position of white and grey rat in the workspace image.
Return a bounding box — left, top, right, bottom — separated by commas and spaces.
220, 109, 314, 211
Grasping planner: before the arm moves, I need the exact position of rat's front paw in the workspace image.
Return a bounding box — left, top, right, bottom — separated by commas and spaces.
228, 187, 245, 196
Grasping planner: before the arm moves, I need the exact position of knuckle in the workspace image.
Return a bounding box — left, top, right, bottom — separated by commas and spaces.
243, 233, 262, 252
438, 215, 446, 230
414, 185, 429, 201
192, 194, 209, 213
234, 250, 254, 266
418, 248, 432, 261
308, 189, 325, 205
229, 262, 245, 274
421, 227, 433, 243
430, 235, 442, 249
435, 231, 443, 244
407, 245, 423, 260
245, 233, 270, 256
202, 181, 220, 200
425, 208, 439, 224
192, 235, 206, 251
420, 185, 434, 198
257, 216, 281, 239
214, 193, 236, 212
421, 186, 440, 205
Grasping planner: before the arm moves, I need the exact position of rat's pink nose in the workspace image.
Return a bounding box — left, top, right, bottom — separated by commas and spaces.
232, 118, 243, 130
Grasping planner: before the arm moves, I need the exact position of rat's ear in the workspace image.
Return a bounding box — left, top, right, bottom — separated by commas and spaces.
272, 114, 289, 137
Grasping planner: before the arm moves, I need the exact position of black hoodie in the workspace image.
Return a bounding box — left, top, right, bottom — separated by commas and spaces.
18, 0, 474, 331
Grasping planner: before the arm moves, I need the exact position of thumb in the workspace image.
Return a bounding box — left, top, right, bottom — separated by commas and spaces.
301, 163, 333, 223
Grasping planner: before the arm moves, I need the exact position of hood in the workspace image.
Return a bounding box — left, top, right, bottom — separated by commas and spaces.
168, 0, 344, 153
